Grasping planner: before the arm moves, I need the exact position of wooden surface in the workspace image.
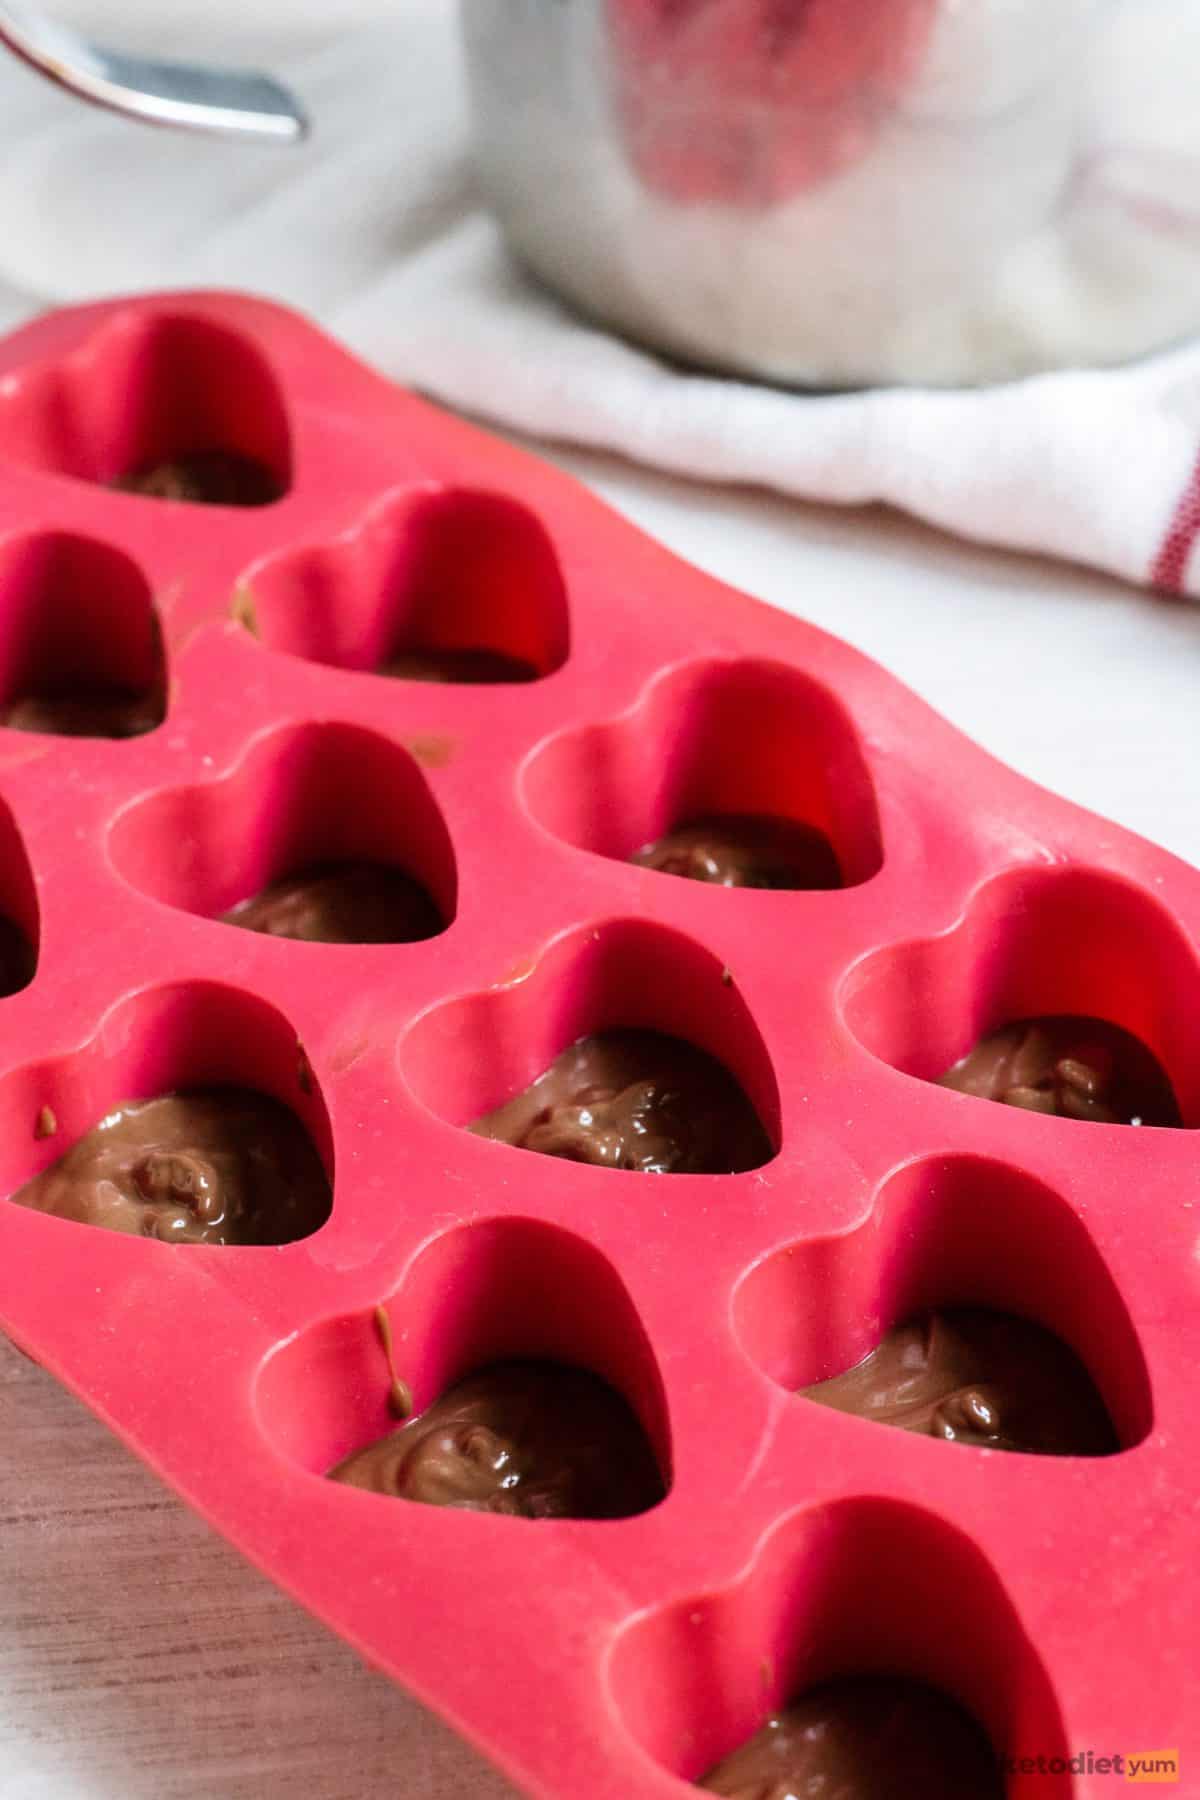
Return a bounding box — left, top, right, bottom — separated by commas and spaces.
0, 1336, 519, 1800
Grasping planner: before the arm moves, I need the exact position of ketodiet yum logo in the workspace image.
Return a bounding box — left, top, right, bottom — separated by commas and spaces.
999, 1750, 1180, 1783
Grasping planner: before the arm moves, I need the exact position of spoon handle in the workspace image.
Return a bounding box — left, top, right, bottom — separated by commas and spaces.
0, 3, 308, 141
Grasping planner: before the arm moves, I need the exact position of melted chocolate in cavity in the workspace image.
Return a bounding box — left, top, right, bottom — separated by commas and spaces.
114, 450, 283, 507
328, 1360, 665, 1520
801, 1308, 1116, 1456
0, 914, 34, 997
221, 860, 442, 945
698, 1675, 1003, 1800
938, 1014, 1180, 1126
10, 1089, 330, 1245
632, 812, 842, 890
470, 1028, 772, 1174
0, 686, 163, 740
378, 647, 538, 685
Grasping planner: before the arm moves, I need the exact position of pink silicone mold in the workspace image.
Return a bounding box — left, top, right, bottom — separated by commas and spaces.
244, 484, 569, 680
108, 719, 457, 933
0, 310, 291, 496
521, 656, 882, 882
258, 1217, 672, 1490
0, 292, 1193, 1800
0, 529, 165, 735
400, 916, 781, 1153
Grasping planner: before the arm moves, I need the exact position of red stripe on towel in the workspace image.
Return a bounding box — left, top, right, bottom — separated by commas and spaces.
1151, 446, 1200, 593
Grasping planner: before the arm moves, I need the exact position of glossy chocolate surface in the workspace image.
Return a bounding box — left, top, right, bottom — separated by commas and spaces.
329, 1360, 665, 1520
0, 914, 35, 996
221, 860, 442, 945
632, 812, 841, 890
801, 1308, 1116, 1456
470, 1028, 772, 1174
698, 1675, 1003, 1799
938, 1015, 1180, 1126
0, 686, 162, 739
114, 450, 283, 506
11, 1089, 330, 1245
378, 647, 539, 684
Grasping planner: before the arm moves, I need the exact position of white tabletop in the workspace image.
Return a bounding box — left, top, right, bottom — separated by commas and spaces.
1, 442, 1198, 1799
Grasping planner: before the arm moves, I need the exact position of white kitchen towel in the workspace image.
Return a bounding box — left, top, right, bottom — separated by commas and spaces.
0, 0, 1199, 596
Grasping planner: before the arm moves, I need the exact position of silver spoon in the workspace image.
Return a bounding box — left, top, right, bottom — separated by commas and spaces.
0, 3, 308, 141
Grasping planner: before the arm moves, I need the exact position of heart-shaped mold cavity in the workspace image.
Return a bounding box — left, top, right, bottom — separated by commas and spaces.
240, 485, 569, 683
108, 722, 456, 941
256, 1216, 671, 1518
400, 919, 779, 1172
521, 657, 882, 886
842, 866, 1200, 1126
608, 1498, 1068, 1792
733, 1155, 1149, 1453
0, 797, 37, 996
0, 312, 290, 504
0, 532, 165, 739
0, 981, 333, 1245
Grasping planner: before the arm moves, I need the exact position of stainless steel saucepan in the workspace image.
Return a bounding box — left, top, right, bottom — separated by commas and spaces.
5, 1, 1198, 388
459, 0, 1200, 386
